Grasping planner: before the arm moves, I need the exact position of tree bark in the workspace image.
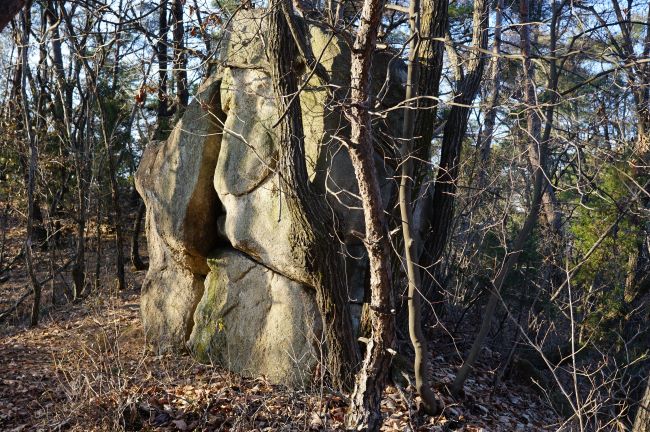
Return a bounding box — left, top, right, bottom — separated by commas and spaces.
17, 7, 42, 326
155, 0, 171, 140
267, 0, 360, 391
343, 0, 397, 428
397, 0, 441, 416
0, 0, 25, 32
633, 374, 650, 432
412, 0, 448, 180
171, 0, 188, 116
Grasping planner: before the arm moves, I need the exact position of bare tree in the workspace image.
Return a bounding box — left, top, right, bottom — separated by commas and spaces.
343, 0, 397, 426
17, 6, 42, 326
451, 0, 563, 395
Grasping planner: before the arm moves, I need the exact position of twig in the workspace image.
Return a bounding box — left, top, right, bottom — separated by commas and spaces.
0, 258, 72, 321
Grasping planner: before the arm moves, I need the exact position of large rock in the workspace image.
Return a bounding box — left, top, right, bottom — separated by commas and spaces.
139, 206, 206, 352
215, 11, 400, 285
136, 75, 225, 274
188, 250, 320, 386
136, 10, 405, 383
136, 75, 226, 350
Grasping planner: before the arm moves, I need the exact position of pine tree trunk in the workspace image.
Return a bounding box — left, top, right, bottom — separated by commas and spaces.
155, 0, 170, 140
412, 0, 447, 180
343, 0, 397, 428
475, 0, 503, 188
419, 0, 489, 318
171, 0, 188, 116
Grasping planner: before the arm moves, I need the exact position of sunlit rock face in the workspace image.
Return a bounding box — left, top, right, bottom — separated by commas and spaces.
189, 249, 321, 387
136, 9, 404, 385
135, 75, 225, 353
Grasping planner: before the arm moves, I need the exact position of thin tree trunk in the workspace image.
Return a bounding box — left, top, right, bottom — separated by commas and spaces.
71, 103, 92, 300
267, 0, 359, 391
131, 200, 147, 271
94, 188, 102, 291
18, 7, 42, 327
398, 0, 440, 415
344, 0, 396, 427
155, 0, 170, 140
100, 117, 127, 291
476, 0, 503, 189
0, 198, 9, 270
171, 0, 188, 117
71, 167, 87, 300
527, 6, 562, 238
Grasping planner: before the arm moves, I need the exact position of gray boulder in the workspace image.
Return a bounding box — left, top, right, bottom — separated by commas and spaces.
189, 250, 321, 386
135, 75, 225, 350
215, 11, 399, 285
136, 9, 405, 384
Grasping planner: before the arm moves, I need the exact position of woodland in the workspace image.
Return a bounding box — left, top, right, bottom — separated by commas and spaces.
0, 0, 648, 431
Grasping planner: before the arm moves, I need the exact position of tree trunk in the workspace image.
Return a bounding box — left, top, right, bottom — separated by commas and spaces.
171, 0, 188, 117
343, 0, 397, 427
633, 374, 650, 432
412, 0, 447, 180
94, 189, 102, 291
71, 102, 93, 301
131, 200, 147, 271
102, 125, 127, 291
397, 0, 441, 416
18, 7, 42, 327
71, 166, 87, 300
155, 0, 171, 140
419, 0, 489, 315
476, 0, 503, 189
0, 0, 25, 32
267, 0, 359, 391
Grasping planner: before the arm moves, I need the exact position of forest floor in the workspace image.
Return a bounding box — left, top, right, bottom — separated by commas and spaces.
0, 211, 562, 431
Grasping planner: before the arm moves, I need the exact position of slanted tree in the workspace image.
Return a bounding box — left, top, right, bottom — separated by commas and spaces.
0, 0, 25, 31
343, 0, 397, 427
